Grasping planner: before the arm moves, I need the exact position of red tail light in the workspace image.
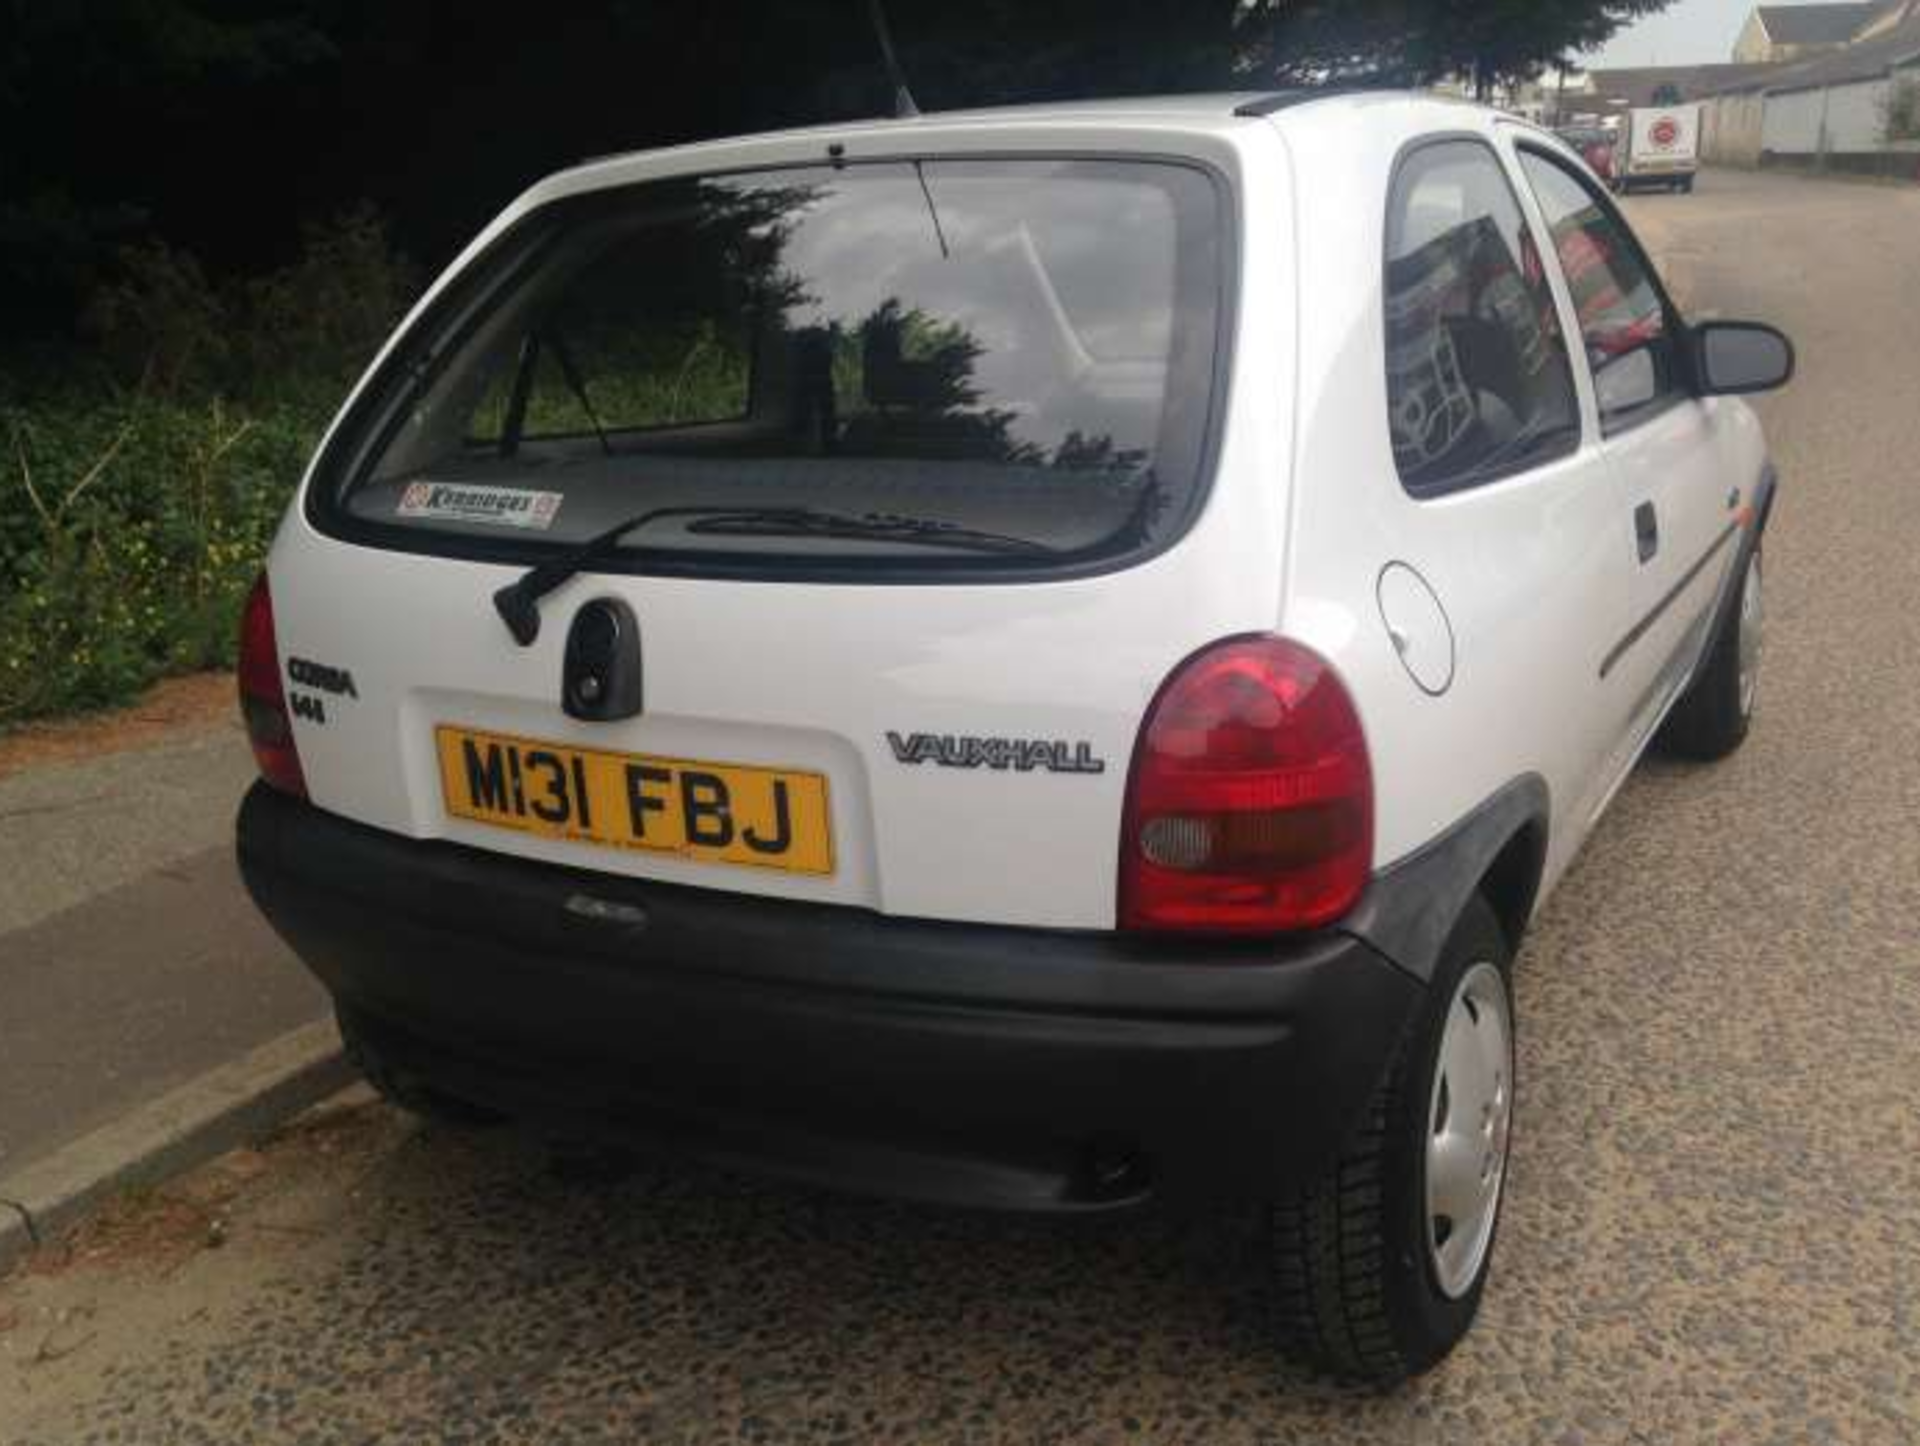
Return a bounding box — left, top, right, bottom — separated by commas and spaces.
237, 572, 307, 797
1119, 636, 1371, 934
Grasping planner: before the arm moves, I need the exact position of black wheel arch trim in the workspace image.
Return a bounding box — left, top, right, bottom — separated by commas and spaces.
1752, 459, 1779, 534
1340, 774, 1551, 982
1700, 459, 1777, 659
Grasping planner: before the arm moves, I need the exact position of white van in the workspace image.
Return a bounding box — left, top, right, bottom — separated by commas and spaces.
1618, 104, 1703, 192
236, 92, 1792, 1381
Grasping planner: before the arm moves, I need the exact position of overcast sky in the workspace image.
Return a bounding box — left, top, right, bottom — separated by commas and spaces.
1588, 0, 1858, 66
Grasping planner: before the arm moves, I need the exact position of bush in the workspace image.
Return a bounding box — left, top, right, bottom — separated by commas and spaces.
1884, 77, 1920, 144
1, 208, 416, 723
236, 206, 421, 408
82, 204, 418, 408
0, 398, 316, 718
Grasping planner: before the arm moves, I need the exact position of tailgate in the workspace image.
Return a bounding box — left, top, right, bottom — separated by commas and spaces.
267, 533, 1274, 930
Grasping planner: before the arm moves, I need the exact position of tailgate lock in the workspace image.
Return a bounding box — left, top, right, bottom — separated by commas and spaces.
562, 598, 644, 722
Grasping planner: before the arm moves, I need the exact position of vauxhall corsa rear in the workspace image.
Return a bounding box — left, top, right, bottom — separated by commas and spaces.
238, 93, 1790, 1382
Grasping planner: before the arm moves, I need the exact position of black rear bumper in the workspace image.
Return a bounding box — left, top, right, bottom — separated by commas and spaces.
237, 784, 1424, 1212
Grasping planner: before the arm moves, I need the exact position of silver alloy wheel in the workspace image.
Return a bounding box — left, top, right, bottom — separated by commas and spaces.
1737, 553, 1764, 719
1424, 960, 1514, 1300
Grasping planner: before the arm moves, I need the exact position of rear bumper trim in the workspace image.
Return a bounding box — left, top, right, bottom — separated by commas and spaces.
237, 784, 1424, 1211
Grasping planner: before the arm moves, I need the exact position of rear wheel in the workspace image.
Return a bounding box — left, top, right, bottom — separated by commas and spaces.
1271, 895, 1515, 1383
336, 1006, 505, 1127
1659, 547, 1761, 760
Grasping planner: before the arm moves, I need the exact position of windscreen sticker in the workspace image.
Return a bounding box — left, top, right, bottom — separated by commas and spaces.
397, 482, 563, 530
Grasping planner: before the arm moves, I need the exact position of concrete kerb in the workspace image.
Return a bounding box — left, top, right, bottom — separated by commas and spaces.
0, 1019, 351, 1276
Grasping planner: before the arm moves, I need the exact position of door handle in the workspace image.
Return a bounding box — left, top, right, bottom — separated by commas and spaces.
1635, 501, 1660, 563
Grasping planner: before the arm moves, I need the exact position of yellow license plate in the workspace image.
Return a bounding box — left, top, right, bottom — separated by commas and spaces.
435, 726, 833, 875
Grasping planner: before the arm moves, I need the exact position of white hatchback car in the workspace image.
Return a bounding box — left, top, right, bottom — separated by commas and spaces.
237, 91, 1791, 1381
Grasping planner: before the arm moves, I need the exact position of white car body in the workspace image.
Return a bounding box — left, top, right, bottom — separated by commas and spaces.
239, 91, 1787, 1381
268, 94, 1759, 924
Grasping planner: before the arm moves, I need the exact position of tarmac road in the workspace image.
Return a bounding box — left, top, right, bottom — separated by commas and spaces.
3, 166, 1919, 1444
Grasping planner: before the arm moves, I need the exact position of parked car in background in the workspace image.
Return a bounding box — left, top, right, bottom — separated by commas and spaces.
236, 92, 1793, 1385
1617, 104, 1702, 193
1555, 125, 1618, 185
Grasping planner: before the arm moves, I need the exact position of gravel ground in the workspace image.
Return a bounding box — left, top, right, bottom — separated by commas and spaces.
2, 166, 1918, 1445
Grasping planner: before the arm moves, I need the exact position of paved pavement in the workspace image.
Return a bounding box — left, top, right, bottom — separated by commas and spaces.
3, 166, 1919, 1444
0, 726, 252, 935
0, 724, 325, 1178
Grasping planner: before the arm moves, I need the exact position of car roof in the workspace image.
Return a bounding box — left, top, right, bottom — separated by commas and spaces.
562, 90, 1492, 179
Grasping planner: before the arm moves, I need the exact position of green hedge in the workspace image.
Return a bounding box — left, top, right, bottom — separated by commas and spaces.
1, 210, 413, 724
0, 396, 326, 719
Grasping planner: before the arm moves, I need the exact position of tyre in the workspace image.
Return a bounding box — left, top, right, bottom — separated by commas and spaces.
1271, 894, 1515, 1383
1659, 546, 1761, 761
1680, 176, 1696, 194
336, 1005, 506, 1127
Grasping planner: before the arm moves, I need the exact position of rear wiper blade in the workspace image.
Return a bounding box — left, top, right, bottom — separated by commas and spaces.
492, 505, 1052, 646
686, 508, 1052, 554
494, 505, 763, 645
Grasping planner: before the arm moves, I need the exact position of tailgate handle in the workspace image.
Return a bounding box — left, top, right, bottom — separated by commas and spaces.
563, 598, 644, 721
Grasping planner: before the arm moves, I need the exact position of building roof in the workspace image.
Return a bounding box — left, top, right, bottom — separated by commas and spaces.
1754, 3, 1879, 46
1757, 11, 1920, 90
1583, 64, 1779, 108
1853, 0, 1920, 38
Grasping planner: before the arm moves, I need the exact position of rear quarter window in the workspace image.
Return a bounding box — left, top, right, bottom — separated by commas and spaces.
1383, 140, 1581, 496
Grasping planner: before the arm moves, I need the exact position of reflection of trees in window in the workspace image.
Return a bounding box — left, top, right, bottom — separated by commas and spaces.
838, 298, 1036, 462
470, 177, 1144, 480
695, 179, 821, 322
475, 179, 826, 442
1053, 430, 1148, 472
835, 299, 1142, 473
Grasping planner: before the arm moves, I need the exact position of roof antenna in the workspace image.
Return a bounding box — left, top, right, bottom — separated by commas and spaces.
865, 0, 921, 118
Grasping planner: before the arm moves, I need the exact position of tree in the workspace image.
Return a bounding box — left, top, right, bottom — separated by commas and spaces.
0, 0, 1680, 344
1883, 75, 1920, 143
1229, 0, 1677, 95
878, 1, 1676, 104
0, 0, 338, 335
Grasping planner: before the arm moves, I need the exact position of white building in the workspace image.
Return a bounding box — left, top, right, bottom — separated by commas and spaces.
1733, 3, 1882, 64
1702, 6, 1920, 171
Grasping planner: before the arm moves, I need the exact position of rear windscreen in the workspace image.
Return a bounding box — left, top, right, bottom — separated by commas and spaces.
311, 158, 1225, 577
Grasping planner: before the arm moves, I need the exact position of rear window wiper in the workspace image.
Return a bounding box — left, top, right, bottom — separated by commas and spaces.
493, 505, 1054, 645
684, 509, 1054, 553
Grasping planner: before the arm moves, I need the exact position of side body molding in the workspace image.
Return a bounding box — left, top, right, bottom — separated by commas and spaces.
1339, 774, 1552, 982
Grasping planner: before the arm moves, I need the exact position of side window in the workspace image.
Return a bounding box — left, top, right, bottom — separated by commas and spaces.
1384, 141, 1581, 495
1517, 149, 1683, 428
